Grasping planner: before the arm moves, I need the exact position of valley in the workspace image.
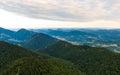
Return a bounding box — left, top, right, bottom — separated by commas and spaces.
31, 28, 120, 52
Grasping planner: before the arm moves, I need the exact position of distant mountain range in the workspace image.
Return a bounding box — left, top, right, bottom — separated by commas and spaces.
31, 29, 120, 52
0, 27, 120, 52
0, 27, 59, 50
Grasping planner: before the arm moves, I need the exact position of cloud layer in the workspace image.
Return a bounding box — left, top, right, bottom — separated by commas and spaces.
0, 0, 120, 21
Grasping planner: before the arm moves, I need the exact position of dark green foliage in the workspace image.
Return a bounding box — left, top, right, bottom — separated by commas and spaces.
0, 41, 84, 75
3, 57, 85, 75
40, 41, 120, 75
0, 41, 38, 69
23, 33, 58, 50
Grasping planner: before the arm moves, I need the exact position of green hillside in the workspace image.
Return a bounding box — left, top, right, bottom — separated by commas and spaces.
23, 33, 58, 50
0, 41, 84, 75
3, 57, 85, 75
40, 41, 120, 75
0, 41, 38, 69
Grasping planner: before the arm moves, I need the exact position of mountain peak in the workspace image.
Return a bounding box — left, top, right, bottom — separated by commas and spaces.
17, 28, 30, 32
14, 29, 36, 41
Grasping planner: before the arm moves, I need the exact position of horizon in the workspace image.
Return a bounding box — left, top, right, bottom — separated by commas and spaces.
0, 27, 120, 32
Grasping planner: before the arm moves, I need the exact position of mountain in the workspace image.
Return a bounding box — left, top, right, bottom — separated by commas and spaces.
0, 27, 15, 41
35, 29, 96, 39
22, 33, 58, 50
0, 27, 36, 44
40, 41, 120, 75
88, 29, 120, 40
14, 29, 36, 41
0, 27, 15, 36
33, 29, 120, 52
0, 41, 85, 75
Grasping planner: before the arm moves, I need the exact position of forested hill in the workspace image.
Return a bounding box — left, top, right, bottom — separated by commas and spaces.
22, 33, 58, 50
3, 57, 85, 75
40, 41, 120, 75
0, 41, 38, 68
0, 41, 84, 75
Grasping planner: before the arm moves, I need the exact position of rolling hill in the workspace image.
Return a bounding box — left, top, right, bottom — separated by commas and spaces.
22, 33, 58, 50
40, 41, 120, 75
0, 41, 38, 68
14, 29, 36, 41
0, 41, 84, 75
33, 29, 120, 52
3, 57, 84, 75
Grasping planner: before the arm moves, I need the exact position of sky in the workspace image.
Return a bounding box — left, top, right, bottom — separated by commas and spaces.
0, 0, 120, 29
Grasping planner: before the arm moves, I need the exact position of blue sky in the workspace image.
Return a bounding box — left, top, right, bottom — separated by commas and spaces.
0, 0, 120, 28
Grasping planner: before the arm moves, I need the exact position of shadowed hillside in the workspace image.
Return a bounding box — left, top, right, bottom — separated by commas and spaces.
0, 41, 84, 75
23, 33, 58, 50
40, 41, 120, 75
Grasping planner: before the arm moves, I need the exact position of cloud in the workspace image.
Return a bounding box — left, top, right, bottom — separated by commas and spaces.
0, 0, 120, 22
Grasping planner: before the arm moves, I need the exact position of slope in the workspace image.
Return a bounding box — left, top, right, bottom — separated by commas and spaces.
0, 28, 36, 44
40, 41, 120, 75
0, 41, 38, 69
0, 41, 84, 75
23, 33, 58, 50
14, 29, 36, 41
2, 57, 85, 75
